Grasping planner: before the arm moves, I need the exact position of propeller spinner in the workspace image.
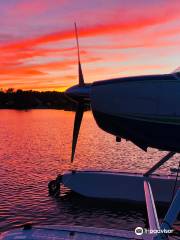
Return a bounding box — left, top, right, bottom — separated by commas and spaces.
65, 23, 90, 162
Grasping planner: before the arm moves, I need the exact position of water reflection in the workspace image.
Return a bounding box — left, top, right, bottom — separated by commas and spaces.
0, 110, 179, 233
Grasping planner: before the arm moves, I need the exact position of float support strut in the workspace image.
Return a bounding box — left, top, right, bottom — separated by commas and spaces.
144, 152, 175, 177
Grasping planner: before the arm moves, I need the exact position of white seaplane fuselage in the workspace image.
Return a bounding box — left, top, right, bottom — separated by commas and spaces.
91, 74, 180, 152
62, 73, 180, 204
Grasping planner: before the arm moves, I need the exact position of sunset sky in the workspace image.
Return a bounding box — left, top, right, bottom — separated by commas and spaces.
0, 0, 180, 91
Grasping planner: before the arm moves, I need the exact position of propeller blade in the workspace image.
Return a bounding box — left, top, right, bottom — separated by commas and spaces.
71, 102, 84, 162
69, 23, 85, 162
74, 22, 84, 86
78, 61, 84, 86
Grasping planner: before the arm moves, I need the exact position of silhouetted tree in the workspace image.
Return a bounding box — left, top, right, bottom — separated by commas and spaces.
6, 88, 14, 93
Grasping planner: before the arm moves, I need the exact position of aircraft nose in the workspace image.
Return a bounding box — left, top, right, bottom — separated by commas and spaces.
65, 85, 81, 97
65, 84, 91, 102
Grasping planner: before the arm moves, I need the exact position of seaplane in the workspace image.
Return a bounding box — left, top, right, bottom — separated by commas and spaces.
47, 24, 180, 205
1, 23, 179, 240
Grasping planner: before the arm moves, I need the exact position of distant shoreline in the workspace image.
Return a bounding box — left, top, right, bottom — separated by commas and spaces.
0, 89, 90, 110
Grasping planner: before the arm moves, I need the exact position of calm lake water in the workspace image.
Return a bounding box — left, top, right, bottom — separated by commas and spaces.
0, 110, 179, 234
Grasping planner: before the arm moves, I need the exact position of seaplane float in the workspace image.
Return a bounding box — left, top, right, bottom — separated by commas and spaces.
1, 23, 179, 240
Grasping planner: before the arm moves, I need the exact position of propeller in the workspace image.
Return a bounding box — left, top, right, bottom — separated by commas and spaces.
75, 22, 85, 87
65, 23, 90, 162
71, 102, 84, 162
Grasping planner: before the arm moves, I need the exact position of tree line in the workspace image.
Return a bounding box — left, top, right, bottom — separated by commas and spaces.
0, 88, 81, 110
